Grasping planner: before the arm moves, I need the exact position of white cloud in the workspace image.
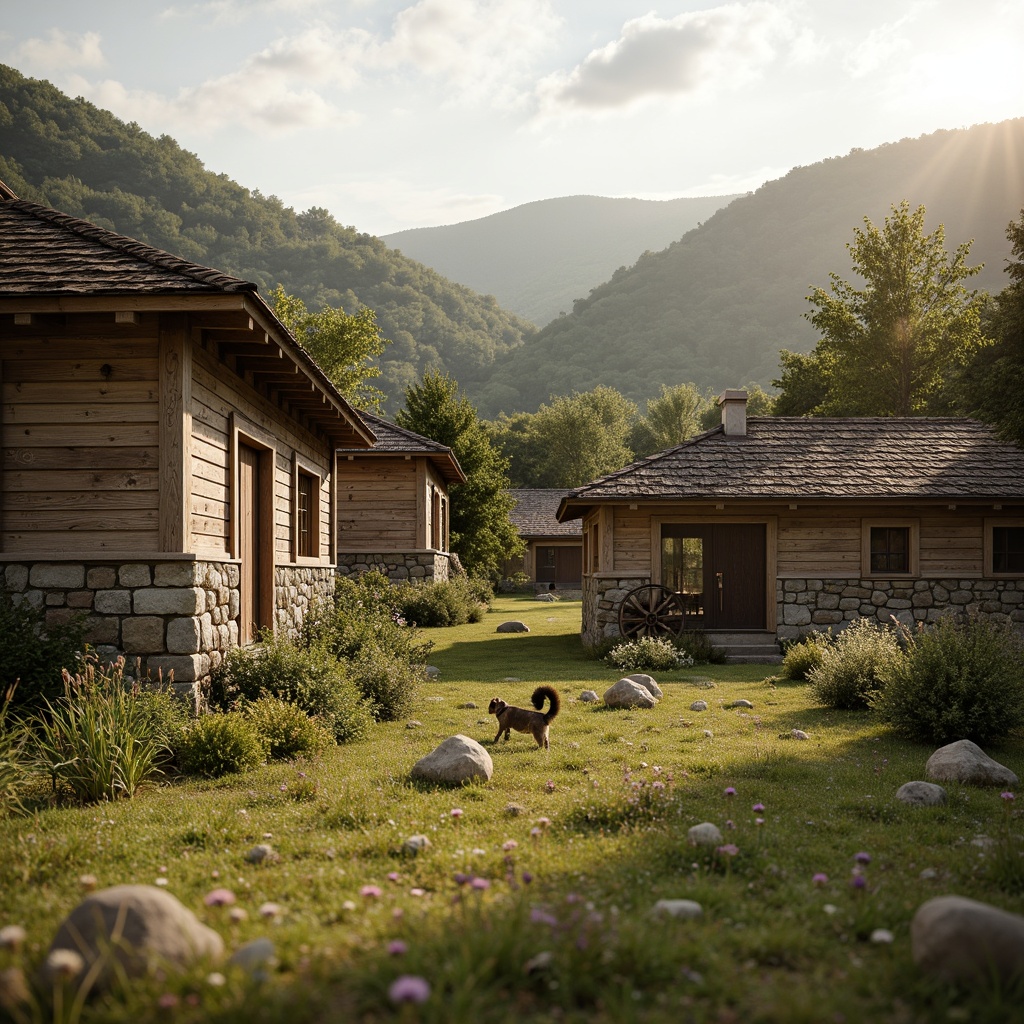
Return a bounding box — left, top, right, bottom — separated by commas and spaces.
536, 2, 810, 115
10, 29, 105, 73
843, 5, 923, 79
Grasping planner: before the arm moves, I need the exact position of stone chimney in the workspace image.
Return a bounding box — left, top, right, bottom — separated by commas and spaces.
718, 389, 748, 436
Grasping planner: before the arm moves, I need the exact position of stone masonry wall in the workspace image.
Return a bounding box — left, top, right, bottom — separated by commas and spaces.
777, 577, 1024, 641
335, 551, 452, 583
275, 565, 336, 637
582, 573, 649, 646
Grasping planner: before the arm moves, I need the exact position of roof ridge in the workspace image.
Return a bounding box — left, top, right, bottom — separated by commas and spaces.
357, 411, 454, 452
9, 200, 256, 293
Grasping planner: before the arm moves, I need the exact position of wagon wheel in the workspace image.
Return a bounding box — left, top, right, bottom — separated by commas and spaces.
617, 584, 686, 639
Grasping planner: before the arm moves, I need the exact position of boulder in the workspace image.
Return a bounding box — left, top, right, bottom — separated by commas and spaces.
627, 674, 664, 699
603, 678, 658, 709
925, 739, 1019, 787
912, 895, 1024, 985
896, 781, 947, 807
651, 899, 703, 920
496, 621, 530, 633
689, 700, 708, 712
579, 690, 600, 703
43, 885, 223, 988
726, 699, 754, 709
410, 735, 493, 785
687, 822, 724, 847
244, 843, 279, 864
791, 729, 809, 740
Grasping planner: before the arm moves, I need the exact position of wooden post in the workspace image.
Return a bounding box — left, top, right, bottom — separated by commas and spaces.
158, 314, 192, 553
415, 459, 427, 549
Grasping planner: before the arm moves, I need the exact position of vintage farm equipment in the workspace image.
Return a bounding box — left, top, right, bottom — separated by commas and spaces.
616, 584, 686, 639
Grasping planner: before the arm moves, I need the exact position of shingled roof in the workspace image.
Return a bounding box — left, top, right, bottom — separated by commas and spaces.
509, 489, 582, 538
558, 417, 1024, 520
339, 412, 466, 485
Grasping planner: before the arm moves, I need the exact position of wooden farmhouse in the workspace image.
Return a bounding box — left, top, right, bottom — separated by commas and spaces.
557, 390, 1024, 659
504, 489, 582, 592
335, 410, 465, 580
0, 189, 379, 693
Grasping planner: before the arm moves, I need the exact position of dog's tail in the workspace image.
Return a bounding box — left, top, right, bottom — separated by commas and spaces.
531, 685, 560, 723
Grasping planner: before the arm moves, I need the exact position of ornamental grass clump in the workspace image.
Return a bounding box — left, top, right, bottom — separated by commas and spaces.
0, 686, 29, 816
873, 615, 1024, 745
808, 617, 906, 710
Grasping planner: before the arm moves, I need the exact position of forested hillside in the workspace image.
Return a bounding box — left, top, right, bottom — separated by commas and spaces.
471, 119, 1024, 417
383, 194, 739, 326
0, 65, 535, 413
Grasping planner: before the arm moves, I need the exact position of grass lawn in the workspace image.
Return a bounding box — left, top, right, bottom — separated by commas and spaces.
2, 594, 1023, 1023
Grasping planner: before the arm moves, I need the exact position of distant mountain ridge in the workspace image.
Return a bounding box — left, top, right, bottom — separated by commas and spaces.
383, 194, 740, 326
469, 118, 1024, 417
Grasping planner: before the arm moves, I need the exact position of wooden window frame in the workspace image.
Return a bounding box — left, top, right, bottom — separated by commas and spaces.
292, 455, 322, 562
861, 519, 919, 578
985, 518, 1024, 578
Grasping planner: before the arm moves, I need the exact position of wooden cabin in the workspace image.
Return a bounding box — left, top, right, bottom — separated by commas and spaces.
504, 489, 582, 592
557, 390, 1024, 659
335, 412, 466, 581
0, 190, 375, 693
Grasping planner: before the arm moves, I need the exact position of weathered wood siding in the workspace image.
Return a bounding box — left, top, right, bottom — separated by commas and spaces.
1, 322, 160, 553
189, 344, 333, 562
336, 456, 419, 551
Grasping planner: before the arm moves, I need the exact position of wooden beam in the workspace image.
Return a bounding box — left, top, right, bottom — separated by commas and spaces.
115, 311, 141, 325
158, 313, 192, 553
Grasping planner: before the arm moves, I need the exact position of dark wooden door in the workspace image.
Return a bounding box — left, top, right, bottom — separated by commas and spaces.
662, 524, 766, 629
238, 444, 261, 646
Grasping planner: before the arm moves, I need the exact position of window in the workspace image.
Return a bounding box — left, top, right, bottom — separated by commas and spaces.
293, 464, 320, 560
862, 520, 918, 577
992, 524, 1024, 574
544, 546, 556, 568
590, 524, 600, 573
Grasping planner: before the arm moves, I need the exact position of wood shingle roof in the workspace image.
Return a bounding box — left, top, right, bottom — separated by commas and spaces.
509, 489, 581, 538
558, 417, 1024, 519
340, 412, 466, 485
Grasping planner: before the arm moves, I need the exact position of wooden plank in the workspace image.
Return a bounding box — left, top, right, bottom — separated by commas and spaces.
6, 359, 158, 383
3, 381, 158, 404
3, 446, 158, 469
6, 424, 158, 447
4, 509, 158, 530
190, 513, 229, 538
3, 490, 158, 510
159, 315, 192, 553
3, 339, 157, 361
191, 474, 229, 503
3, 403, 158, 425
1, 469, 156, 492
2, 530, 157, 552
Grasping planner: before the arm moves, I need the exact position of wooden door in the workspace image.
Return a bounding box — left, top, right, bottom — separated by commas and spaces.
662, 524, 766, 629
238, 444, 261, 646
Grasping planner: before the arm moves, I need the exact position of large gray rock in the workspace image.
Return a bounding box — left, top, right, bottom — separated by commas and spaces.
687, 822, 724, 847
410, 735, 493, 785
496, 621, 530, 633
627, 674, 664, 699
651, 899, 703, 920
689, 700, 708, 712
43, 885, 223, 988
603, 678, 658, 709
925, 740, 1019, 787
912, 895, 1024, 985
896, 781, 947, 807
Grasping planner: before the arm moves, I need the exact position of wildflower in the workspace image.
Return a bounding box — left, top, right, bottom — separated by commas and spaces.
724, 787, 736, 797
279, 784, 287, 792
389, 975, 431, 1004
342, 900, 356, 911
45, 948, 85, 981
870, 929, 894, 944
450, 808, 463, 819
652, 766, 662, 775
536, 817, 551, 829
530, 908, 558, 927
206, 972, 226, 987
545, 780, 555, 792
823, 904, 837, 915
470, 877, 491, 891
725, 819, 736, 830
157, 993, 179, 1009
1001, 792, 1016, 802
850, 875, 867, 890
229, 907, 248, 923
155, 877, 169, 887
652, 780, 665, 791
502, 840, 518, 851
522, 871, 534, 884
360, 885, 382, 899
0, 926, 27, 951
453, 872, 471, 886
812, 873, 829, 887
204, 888, 236, 907
755, 818, 765, 826
259, 902, 283, 919
752, 803, 765, 813
530, 827, 542, 839
388, 940, 408, 956
716, 844, 739, 857
388, 872, 401, 883
392, 908, 404, 920
410, 888, 426, 897
854, 852, 871, 865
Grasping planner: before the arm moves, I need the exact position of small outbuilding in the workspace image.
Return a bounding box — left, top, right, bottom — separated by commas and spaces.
504, 488, 582, 592
557, 390, 1024, 657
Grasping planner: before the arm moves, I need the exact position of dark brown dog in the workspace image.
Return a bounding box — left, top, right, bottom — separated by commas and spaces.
488, 685, 560, 749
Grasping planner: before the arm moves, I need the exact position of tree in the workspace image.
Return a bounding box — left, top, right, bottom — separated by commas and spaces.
271, 286, 387, 411
396, 372, 521, 579
630, 382, 712, 458
777, 202, 989, 416
770, 352, 829, 416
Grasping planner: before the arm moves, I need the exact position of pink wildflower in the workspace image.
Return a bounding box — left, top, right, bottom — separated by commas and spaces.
724, 787, 736, 797
812, 873, 829, 887
389, 975, 431, 1004
388, 940, 408, 956
470, 877, 491, 891
360, 884, 382, 899
203, 888, 236, 907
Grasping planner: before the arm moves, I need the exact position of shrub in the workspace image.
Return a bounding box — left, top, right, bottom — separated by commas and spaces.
0, 686, 30, 816
245, 696, 334, 760
873, 615, 1024, 745
606, 637, 691, 672
782, 634, 830, 681
177, 713, 265, 777
0, 591, 85, 717
210, 632, 372, 743
677, 629, 725, 665
30, 656, 169, 803
808, 618, 906, 710
395, 575, 491, 627
347, 645, 422, 722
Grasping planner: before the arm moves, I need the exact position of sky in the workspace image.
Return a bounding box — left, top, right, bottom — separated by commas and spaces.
2, 1, 1023, 237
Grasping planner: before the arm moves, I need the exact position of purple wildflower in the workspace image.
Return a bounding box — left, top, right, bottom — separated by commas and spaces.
389, 975, 431, 1004
724, 787, 736, 797
388, 940, 408, 956
470, 877, 491, 891
752, 802, 765, 813
812, 873, 829, 887
360, 884, 382, 899
854, 852, 871, 865
1001, 792, 1016, 802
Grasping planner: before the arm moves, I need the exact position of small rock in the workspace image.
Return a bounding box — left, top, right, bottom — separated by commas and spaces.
403, 835, 432, 855
870, 929, 894, 944
244, 844, 278, 865
689, 700, 708, 712
505, 802, 527, 816
457, 702, 478, 709
791, 729, 809, 741
496, 621, 530, 633
628, 674, 664, 699
687, 823, 724, 847
406, 720, 422, 729
703, 729, 713, 738
580, 690, 600, 703
726, 699, 754, 709
896, 781, 947, 807
228, 938, 277, 975
919, 868, 939, 881
502, 677, 522, 682
651, 899, 703, 920
425, 666, 441, 679
535, 593, 557, 602
604, 678, 658, 709
912, 895, 1024, 985
925, 739, 1019, 787
410, 735, 493, 786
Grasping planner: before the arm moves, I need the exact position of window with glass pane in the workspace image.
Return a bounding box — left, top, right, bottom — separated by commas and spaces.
993, 526, 1024, 573
662, 534, 704, 618
297, 472, 315, 557
870, 526, 909, 573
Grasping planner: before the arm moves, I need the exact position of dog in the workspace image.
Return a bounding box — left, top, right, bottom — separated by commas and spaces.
488, 685, 560, 749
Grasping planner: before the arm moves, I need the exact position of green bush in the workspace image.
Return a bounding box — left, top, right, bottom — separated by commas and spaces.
177, 713, 265, 778
210, 632, 372, 743
873, 616, 1024, 745
606, 637, 690, 672
0, 591, 85, 717
395, 575, 491, 627
347, 645, 422, 722
782, 635, 829, 681
245, 696, 334, 760
808, 618, 906, 710
30, 656, 169, 803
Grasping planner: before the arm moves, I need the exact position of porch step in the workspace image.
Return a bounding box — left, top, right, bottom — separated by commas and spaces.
705, 632, 782, 665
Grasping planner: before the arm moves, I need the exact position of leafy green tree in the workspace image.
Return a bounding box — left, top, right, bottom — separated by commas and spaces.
630, 382, 713, 457
485, 411, 546, 487
397, 372, 521, 579
271, 287, 387, 411
771, 351, 829, 416
786, 201, 989, 416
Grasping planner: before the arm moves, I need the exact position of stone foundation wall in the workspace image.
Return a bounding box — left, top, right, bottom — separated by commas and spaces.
777, 577, 1024, 641
275, 565, 336, 636
335, 551, 452, 583
582, 574, 649, 645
